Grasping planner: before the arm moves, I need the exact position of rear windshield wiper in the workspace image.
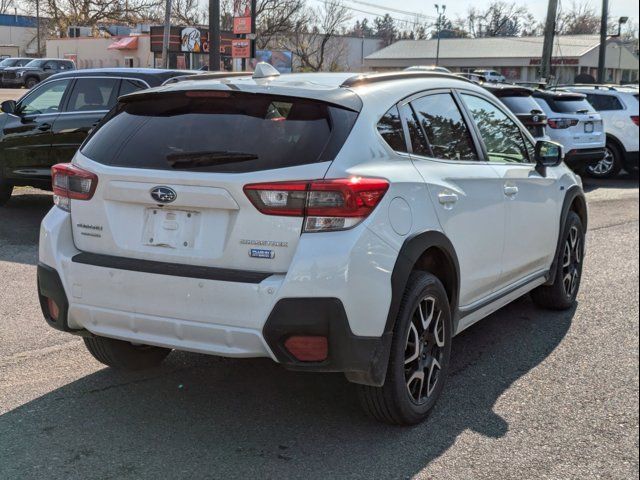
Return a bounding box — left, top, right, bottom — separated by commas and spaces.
575, 109, 590, 114
167, 151, 258, 169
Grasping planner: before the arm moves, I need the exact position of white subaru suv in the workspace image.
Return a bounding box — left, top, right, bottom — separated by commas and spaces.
38, 68, 587, 425
557, 85, 639, 178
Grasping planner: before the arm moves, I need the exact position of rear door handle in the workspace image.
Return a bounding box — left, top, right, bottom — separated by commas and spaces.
438, 191, 459, 205
37, 123, 52, 132
504, 185, 519, 197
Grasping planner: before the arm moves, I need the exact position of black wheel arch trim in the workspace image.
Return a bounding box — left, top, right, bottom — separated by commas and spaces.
545, 185, 587, 286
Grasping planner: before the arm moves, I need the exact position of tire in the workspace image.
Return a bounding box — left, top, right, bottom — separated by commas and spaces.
0, 173, 13, 206
25, 77, 39, 89
586, 142, 622, 179
83, 335, 171, 370
358, 272, 452, 425
531, 211, 585, 310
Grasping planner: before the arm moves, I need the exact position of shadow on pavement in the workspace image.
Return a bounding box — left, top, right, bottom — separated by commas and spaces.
0, 189, 52, 266
0, 296, 575, 479
581, 173, 639, 193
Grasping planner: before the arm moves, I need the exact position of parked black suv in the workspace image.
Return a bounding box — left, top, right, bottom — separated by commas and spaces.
0, 68, 197, 205
0, 58, 33, 87
1, 58, 76, 89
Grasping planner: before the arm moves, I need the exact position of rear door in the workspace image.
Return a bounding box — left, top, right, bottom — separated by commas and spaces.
50, 77, 122, 162
0, 78, 70, 180
70, 90, 357, 273
458, 91, 561, 288
401, 91, 506, 307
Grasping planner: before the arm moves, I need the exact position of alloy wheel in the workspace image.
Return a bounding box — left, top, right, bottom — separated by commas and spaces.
588, 147, 615, 176
404, 296, 446, 405
562, 225, 582, 298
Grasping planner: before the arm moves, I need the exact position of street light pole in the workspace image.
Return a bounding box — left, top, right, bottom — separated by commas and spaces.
434, 4, 445, 66
161, 0, 172, 69
36, 0, 41, 57
616, 17, 629, 83
209, 0, 221, 71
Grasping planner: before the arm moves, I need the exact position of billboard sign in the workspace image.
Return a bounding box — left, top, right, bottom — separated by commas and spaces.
181, 27, 202, 52
232, 39, 251, 58
233, 0, 253, 35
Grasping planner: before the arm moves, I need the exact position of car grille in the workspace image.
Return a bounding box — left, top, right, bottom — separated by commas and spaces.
2, 71, 16, 80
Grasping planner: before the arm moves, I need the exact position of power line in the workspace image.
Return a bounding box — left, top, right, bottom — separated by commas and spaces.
347, 0, 437, 21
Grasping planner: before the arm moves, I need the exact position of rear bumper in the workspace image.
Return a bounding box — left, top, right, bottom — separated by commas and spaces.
38, 207, 396, 385
564, 147, 606, 169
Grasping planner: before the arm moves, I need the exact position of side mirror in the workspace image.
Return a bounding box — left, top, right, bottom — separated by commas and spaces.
1, 100, 16, 114
534, 140, 563, 175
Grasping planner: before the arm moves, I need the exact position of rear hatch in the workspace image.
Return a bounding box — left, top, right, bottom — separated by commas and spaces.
69, 89, 359, 273
498, 94, 548, 138
538, 93, 604, 146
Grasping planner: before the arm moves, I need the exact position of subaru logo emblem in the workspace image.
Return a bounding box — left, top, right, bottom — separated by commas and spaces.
532, 115, 539, 123
150, 186, 177, 204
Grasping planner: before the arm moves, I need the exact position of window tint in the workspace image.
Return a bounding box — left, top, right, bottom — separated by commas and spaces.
18, 80, 70, 115
81, 92, 358, 173
399, 104, 429, 156
118, 79, 148, 97
410, 93, 477, 161
461, 93, 530, 163
66, 78, 120, 112
377, 106, 407, 152
585, 94, 623, 111
539, 96, 595, 114
499, 96, 544, 114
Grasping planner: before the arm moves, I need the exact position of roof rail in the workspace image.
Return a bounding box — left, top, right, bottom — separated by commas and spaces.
162, 71, 251, 85
340, 71, 471, 88
558, 83, 621, 91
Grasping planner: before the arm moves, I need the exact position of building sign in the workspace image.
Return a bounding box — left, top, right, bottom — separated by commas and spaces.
529, 57, 579, 66
181, 27, 202, 52
233, 0, 253, 34
232, 39, 251, 58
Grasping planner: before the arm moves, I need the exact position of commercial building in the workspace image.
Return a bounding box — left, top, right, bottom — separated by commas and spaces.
0, 13, 41, 57
365, 35, 639, 84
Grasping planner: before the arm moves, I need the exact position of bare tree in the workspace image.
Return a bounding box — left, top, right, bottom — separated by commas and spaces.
1, 0, 14, 14
555, 1, 600, 35
463, 1, 536, 37
284, 0, 351, 72
255, 0, 305, 50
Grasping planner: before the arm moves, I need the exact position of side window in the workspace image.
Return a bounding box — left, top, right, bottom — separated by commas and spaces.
399, 104, 430, 156
377, 106, 407, 152
66, 78, 120, 112
44, 61, 58, 71
17, 80, 71, 115
410, 93, 477, 161
461, 93, 530, 163
585, 94, 623, 111
118, 79, 148, 97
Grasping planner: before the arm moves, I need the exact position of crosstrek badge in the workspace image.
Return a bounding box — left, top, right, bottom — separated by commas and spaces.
249, 248, 275, 259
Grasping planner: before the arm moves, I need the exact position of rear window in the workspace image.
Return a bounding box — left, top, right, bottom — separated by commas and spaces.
585, 94, 623, 111
499, 96, 543, 114
541, 96, 595, 114
81, 92, 358, 173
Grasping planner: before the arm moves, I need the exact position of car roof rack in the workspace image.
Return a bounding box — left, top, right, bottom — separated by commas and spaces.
162, 71, 251, 85
340, 71, 471, 88
558, 84, 629, 91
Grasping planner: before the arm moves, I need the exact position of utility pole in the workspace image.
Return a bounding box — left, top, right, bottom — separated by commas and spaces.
161, 0, 172, 68
597, 0, 608, 83
434, 4, 446, 66
209, 0, 221, 71
36, 0, 41, 57
541, 0, 559, 81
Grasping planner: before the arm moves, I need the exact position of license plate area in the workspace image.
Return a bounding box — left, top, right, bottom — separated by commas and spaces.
584, 121, 594, 133
142, 208, 200, 249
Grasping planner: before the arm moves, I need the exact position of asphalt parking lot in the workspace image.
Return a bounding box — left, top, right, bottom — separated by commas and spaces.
0, 89, 24, 103
0, 177, 638, 480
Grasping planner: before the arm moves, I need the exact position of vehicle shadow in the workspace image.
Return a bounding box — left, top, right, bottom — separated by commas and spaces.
581, 172, 639, 193
0, 189, 52, 266
0, 296, 575, 479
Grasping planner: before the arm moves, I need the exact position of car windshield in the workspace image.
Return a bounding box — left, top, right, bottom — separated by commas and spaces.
24, 59, 46, 68
81, 91, 358, 173
0, 58, 17, 67
500, 96, 544, 114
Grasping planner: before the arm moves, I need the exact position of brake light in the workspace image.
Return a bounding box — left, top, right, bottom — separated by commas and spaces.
244, 177, 389, 232
547, 118, 579, 129
631, 116, 639, 126
51, 163, 98, 212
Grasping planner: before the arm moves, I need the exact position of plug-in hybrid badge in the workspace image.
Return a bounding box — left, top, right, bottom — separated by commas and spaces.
150, 186, 177, 204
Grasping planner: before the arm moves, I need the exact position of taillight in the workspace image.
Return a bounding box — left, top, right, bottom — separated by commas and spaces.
547, 118, 579, 129
631, 116, 639, 126
51, 163, 98, 212
244, 177, 389, 232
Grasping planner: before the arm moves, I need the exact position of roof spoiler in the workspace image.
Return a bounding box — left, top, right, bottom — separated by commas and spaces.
162, 71, 251, 86
340, 71, 472, 88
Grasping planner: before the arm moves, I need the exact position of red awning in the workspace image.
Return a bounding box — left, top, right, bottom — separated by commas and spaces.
107, 36, 139, 50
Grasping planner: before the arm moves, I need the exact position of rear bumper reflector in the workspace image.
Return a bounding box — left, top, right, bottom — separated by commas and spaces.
72, 252, 280, 284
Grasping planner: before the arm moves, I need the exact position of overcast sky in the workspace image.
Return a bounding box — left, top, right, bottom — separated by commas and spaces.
309, 0, 640, 31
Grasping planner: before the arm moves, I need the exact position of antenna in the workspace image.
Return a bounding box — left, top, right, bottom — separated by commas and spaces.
253, 62, 280, 79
